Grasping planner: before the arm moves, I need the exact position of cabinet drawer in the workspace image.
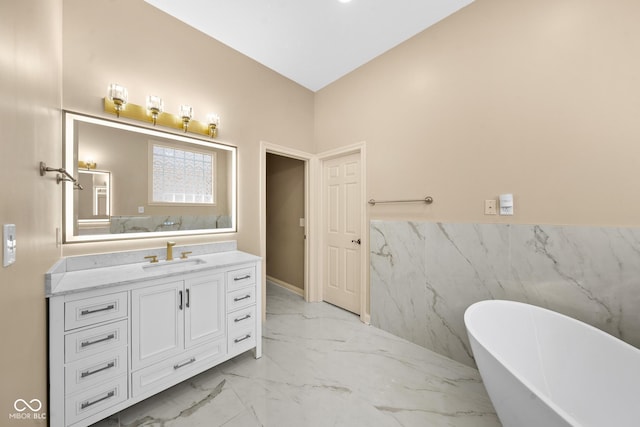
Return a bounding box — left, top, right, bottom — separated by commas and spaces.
226, 266, 256, 291
65, 374, 127, 426
65, 292, 128, 331
65, 320, 128, 363
65, 346, 128, 396
131, 338, 226, 398
228, 306, 256, 334
227, 286, 256, 311
228, 323, 256, 357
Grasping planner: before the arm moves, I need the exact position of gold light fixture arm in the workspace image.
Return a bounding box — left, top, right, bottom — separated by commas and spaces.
104, 98, 218, 138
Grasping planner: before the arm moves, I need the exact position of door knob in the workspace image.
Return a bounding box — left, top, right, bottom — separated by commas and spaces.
351, 238, 361, 245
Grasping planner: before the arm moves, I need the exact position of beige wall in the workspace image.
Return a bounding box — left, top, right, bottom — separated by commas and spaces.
315, 0, 640, 227
266, 154, 305, 290
0, 0, 62, 422
62, 0, 315, 257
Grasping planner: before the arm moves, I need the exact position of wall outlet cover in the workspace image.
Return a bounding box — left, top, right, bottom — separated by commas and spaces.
484, 200, 497, 215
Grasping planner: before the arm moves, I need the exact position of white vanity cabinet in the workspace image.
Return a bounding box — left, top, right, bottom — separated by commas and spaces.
57, 291, 130, 426
226, 266, 258, 356
47, 249, 261, 427
130, 273, 226, 399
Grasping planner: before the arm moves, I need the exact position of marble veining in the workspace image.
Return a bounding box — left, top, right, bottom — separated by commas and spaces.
91, 283, 499, 427
64, 241, 237, 271
45, 241, 259, 297
371, 220, 640, 367
107, 215, 232, 234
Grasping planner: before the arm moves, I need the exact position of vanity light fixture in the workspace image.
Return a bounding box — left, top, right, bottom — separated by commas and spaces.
107, 83, 128, 117
179, 105, 193, 132
146, 95, 164, 125
206, 113, 220, 138
103, 88, 221, 138
78, 160, 97, 170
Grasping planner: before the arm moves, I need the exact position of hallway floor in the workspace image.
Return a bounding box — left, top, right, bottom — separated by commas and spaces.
93, 283, 500, 427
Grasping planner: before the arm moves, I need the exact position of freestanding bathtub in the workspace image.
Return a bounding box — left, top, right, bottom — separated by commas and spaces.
464, 300, 640, 427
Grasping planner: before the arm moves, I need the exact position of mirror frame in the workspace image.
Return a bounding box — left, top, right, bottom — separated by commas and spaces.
63, 111, 237, 243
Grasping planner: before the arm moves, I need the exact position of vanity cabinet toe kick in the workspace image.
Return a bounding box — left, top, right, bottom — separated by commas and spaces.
47, 258, 261, 427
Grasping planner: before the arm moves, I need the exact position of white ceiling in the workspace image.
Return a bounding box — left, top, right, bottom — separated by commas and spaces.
144, 0, 475, 92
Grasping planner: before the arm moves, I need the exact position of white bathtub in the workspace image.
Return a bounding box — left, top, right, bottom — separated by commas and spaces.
464, 300, 640, 427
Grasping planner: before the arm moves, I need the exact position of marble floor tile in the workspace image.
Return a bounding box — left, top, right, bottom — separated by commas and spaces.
92, 283, 500, 427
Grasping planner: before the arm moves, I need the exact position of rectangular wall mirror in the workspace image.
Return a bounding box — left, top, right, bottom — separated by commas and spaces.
64, 112, 237, 242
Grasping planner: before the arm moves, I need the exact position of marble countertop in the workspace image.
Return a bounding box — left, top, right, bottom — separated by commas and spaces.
46, 244, 260, 297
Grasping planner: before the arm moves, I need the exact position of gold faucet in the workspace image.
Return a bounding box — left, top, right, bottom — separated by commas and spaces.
166, 241, 176, 261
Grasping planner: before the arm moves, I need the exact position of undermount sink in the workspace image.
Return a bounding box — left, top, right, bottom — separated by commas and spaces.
142, 258, 206, 272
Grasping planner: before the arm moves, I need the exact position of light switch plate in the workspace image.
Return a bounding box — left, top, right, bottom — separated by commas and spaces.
3, 224, 16, 267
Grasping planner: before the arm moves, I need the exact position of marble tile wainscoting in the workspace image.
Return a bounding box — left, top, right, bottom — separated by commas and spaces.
370, 220, 640, 367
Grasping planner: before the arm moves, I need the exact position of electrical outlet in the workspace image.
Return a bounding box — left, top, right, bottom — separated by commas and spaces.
484, 200, 497, 215
4, 224, 16, 267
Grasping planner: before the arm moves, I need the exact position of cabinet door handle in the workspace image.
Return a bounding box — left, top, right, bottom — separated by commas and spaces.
80, 304, 115, 316
80, 333, 115, 348
234, 334, 252, 343
80, 390, 115, 409
233, 294, 251, 302
234, 314, 251, 323
186, 288, 190, 308
173, 357, 196, 370
234, 274, 251, 281
80, 361, 116, 378
178, 290, 183, 310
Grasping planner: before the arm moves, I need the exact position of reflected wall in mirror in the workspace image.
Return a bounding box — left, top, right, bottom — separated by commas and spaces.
64, 112, 237, 242
74, 169, 111, 224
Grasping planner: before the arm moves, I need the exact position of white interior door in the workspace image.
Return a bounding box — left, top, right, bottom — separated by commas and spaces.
323, 152, 361, 314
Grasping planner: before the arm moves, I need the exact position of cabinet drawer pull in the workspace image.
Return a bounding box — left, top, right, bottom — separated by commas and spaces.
80, 333, 115, 348
80, 390, 115, 409
234, 274, 251, 281
234, 314, 252, 323
179, 290, 183, 310
80, 304, 115, 316
234, 334, 252, 343
173, 357, 196, 370
80, 361, 116, 378
234, 294, 251, 302
186, 288, 190, 308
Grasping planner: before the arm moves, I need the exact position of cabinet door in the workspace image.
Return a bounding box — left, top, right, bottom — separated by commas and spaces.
184, 273, 225, 349
131, 280, 184, 370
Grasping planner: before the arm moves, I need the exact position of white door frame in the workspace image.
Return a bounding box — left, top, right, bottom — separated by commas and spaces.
259, 141, 315, 312
259, 141, 368, 324
316, 142, 368, 323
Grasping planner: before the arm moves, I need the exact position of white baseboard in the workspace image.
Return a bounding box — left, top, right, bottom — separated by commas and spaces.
266, 275, 304, 296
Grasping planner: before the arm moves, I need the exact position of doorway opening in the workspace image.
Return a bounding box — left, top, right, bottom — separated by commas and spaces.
260, 142, 313, 321
265, 153, 306, 296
